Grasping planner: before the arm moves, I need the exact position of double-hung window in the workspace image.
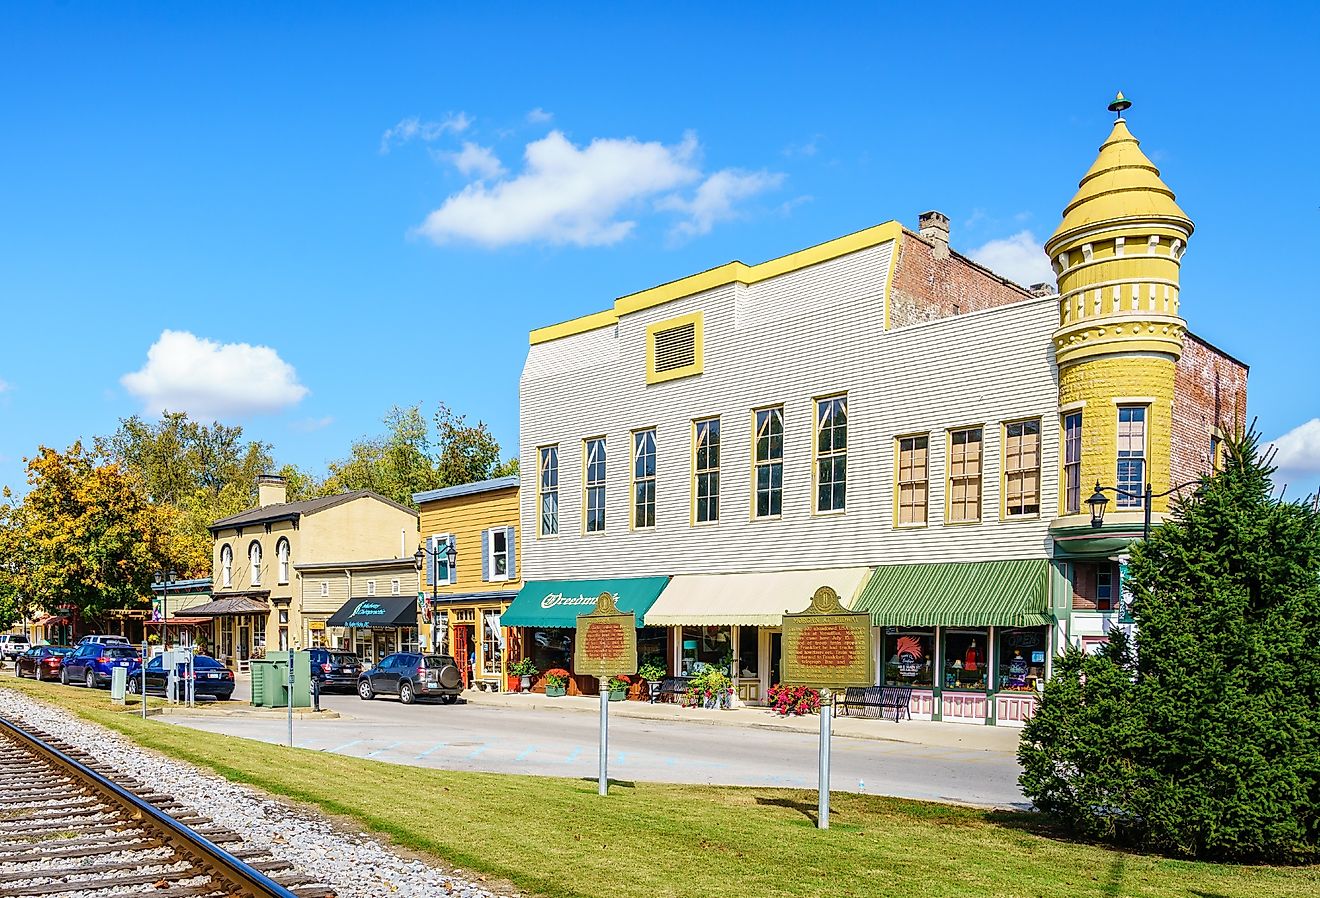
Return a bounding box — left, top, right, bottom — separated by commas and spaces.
249, 541, 262, 586
538, 446, 559, 536
815, 395, 847, 512
693, 417, 720, 523
1004, 420, 1042, 517
897, 435, 929, 525
1063, 412, 1083, 514
947, 428, 982, 523
485, 528, 511, 579
632, 429, 656, 529
584, 438, 607, 533
1116, 406, 1146, 508
753, 406, 783, 518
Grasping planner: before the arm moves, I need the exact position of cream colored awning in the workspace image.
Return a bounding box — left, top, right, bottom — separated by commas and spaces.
643, 568, 873, 627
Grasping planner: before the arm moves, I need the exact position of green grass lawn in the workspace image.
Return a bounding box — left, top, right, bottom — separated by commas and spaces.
3, 676, 1314, 898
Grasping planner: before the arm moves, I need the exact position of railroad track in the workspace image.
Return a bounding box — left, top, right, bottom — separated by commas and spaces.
0, 715, 334, 898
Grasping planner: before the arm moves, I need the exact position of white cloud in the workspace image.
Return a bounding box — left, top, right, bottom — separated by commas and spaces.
447, 142, 505, 180
379, 112, 472, 153
526, 107, 553, 124
121, 330, 309, 420
660, 169, 785, 240
292, 415, 335, 433
1269, 418, 1320, 493
966, 230, 1055, 288
415, 130, 783, 248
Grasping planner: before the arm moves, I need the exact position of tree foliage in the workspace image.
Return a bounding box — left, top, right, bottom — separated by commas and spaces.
1020, 430, 1320, 862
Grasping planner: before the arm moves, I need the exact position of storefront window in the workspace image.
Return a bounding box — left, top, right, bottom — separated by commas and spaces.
680, 626, 731, 676
528, 628, 572, 673
996, 627, 1047, 693
942, 629, 989, 691
434, 611, 449, 654
736, 627, 758, 677
401, 626, 419, 653
883, 629, 934, 687
481, 611, 504, 676
637, 627, 667, 673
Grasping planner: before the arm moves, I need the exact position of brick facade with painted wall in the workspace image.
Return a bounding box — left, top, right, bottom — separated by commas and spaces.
1171, 334, 1249, 486
888, 230, 1035, 329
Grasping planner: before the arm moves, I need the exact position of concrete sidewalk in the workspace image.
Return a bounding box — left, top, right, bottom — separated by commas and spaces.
461, 690, 1022, 752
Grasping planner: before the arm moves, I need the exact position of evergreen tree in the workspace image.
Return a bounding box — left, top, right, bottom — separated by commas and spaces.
1020, 430, 1320, 862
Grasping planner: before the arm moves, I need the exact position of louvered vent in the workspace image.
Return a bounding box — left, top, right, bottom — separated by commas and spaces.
653, 321, 697, 373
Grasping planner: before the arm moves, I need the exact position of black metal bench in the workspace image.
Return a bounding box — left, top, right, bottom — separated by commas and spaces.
654, 676, 692, 704
837, 685, 912, 722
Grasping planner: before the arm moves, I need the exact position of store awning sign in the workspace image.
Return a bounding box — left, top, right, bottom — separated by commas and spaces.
327, 596, 416, 629
574, 592, 638, 680
782, 585, 874, 690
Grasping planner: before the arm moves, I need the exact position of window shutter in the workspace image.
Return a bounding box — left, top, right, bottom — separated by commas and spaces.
481, 529, 490, 582
506, 526, 516, 579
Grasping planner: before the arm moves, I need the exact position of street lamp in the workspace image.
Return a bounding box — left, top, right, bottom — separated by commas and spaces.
1087, 479, 1201, 540
414, 542, 456, 651
154, 569, 177, 647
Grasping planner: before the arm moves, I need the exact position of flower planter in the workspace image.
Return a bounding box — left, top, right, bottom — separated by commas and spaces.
545, 685, 567, 697
520, 675, 533, 692
608, 689, 626, 702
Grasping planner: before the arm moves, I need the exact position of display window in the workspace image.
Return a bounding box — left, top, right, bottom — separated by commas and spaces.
637, 627, 667, 673
883, 629, 935, 688
736, 626, 759, 677
942, 629, 989, 691
681, 626, 731, 675
528, 627, 572, 673
996, 626, 1047, 693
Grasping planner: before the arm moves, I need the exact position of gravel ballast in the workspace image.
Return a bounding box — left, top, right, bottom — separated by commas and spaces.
0, 689, 518, 898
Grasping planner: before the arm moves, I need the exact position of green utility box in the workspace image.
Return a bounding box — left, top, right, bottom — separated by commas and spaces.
248, 653, 313, 708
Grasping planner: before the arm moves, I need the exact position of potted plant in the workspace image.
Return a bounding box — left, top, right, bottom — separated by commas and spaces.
511, 658, 539, 692
607, 674, 631, 701
544, 667, 570, 697
638, 658, 668, 703
684, 668, 734, 710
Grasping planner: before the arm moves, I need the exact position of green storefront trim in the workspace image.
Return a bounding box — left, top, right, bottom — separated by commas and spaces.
853, 559, 1051, 628
501, 577, 670, 629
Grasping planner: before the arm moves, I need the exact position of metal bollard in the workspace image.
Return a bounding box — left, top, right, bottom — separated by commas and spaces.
312, 676, 321, 712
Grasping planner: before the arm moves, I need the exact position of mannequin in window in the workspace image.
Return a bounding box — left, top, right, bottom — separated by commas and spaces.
964, 639, 983, 673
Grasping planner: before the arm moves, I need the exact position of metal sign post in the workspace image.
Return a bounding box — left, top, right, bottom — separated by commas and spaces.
782, 586, 874, 831
574, 592, 637, 797
141, 641, 149, 720
287, 648, 295, 748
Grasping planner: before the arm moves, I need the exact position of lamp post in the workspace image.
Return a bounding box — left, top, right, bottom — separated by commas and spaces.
153, 569, 178, 646
413, 541, 456, 652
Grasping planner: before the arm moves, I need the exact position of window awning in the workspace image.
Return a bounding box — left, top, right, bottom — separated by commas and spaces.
185, 596, 270, 617
643, 568, 873, 627
851, 559, 1052, 628
502, 578, 669, 628
327, 596, 417, 629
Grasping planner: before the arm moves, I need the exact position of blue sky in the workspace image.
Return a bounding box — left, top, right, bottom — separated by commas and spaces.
2, 2, 1317, 496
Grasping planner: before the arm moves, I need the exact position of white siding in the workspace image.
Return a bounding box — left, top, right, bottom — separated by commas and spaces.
520, 241, 1060, 580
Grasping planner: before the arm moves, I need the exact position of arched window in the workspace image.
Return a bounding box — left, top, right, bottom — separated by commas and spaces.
277, 538, 290, 585
249, 541, 263, 586
220, 545, 233, 589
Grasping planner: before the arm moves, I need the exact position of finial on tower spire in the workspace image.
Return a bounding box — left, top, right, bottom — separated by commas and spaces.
1107, 91, 1132, 119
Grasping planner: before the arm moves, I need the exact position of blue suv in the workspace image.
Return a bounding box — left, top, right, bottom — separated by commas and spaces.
61, 643, 141, 688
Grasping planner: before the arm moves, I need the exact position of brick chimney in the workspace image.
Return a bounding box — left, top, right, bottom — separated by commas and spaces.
918, 210, 950, 260
256, 474, 287, 508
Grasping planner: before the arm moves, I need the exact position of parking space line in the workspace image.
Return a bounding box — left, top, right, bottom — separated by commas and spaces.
513, 745, 538, 762
368, 741, 401, 757
327, 739, 363, 753
563, 747, 581, 764
416, 742, 447, 759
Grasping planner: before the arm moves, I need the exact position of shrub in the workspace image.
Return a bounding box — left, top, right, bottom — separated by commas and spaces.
544, 668, 570, 689
608, 674, 631, 691
638, 657, 668, 682
683, 667, 733, 708
767, 683, 821, 716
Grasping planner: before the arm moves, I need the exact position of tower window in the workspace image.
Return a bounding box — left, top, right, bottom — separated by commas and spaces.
1064, 412, 1083, 515
1116, 406, 1147, 508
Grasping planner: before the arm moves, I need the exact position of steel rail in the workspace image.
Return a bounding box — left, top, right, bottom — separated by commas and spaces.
0, 714, 303, 898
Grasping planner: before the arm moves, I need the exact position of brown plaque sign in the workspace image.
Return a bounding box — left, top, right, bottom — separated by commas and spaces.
574, 592, 638, 680
781, 586, 873, 690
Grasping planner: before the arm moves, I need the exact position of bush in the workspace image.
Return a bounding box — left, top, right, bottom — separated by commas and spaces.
1020, 431, 1320, 862
543, 668, 570, 689
767, 683, 821, 716
683, 667, 733, 708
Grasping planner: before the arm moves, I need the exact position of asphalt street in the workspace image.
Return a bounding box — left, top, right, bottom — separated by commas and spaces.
159, 688, 1027, 808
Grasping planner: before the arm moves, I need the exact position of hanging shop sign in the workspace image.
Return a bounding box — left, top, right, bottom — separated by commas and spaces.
574, 592, 638, 680
782, 586, 874, 690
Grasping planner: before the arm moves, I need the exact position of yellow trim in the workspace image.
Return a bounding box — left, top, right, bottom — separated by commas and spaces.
944, 425, 984, 526
629, 428, 657, 531
529, 221, 904, 345
581, 436, 607, 536
1000, 417, 1044, 522
749, 404, 785, 521
645, 311, 705, 385
812, 393, 849, 516
690, 415, 720, 527
892, 431, 930, 529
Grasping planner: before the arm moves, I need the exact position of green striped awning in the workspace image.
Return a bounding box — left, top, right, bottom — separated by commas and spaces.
852, 560, 1051, 628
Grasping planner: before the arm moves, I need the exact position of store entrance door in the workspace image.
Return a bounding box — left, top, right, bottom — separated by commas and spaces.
374, 629, 395, 661
769, 632, 783, 687
454, 625, 474, 688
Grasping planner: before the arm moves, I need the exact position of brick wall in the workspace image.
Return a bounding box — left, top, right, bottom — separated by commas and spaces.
888, 229, 1036, 328
1171, 335, 1249, 486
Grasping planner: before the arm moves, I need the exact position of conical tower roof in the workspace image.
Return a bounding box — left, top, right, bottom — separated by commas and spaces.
1046, 115, 1192, 253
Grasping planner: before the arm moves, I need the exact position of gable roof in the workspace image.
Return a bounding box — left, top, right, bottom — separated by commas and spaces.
209, 490, 417, 534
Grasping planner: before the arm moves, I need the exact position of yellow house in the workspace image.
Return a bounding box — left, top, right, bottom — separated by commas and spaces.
414, 475, 521, 691
199, 475, 419, 669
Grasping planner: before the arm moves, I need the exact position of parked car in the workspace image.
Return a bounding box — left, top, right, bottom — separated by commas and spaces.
127, 654, 235, 701
307, 648, 363, 693
0, 634, 32, 662
77, 634, 132, 647
357, 653, 462, 704
15, 646, 71, 680
61, 643, 142, 688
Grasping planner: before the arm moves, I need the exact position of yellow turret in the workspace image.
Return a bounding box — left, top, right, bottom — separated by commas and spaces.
1049, 95, 1193, 526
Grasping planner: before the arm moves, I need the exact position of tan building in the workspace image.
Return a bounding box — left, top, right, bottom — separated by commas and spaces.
414, 476, 521, 691
198, 475, 418, 669
297, 557, 420, 664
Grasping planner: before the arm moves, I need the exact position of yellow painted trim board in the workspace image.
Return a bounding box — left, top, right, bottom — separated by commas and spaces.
529, 221, 904, 345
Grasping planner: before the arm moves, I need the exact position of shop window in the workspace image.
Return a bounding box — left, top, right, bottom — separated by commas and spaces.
637, 627, 668, 674
539, 445, 559, 536
996, 627, 1047, 693
633, 429, 657, 529
815, 394, 848, 512
896, 435, 929, 525
481, 611, 504, 677
528, 627, 572, 674
1005, 419, 1042, 516
947, 428, 981, 523
942, 630, 989, 691
680, 626, 732, 676
435, 611, 450, 655
736, 627, 759, 678
883, 630, 934, 688
693, 417, 720, 523
401, 627, 419, 654
1116, 406, 1147, 508
753, 406, 784, 518
584, 437, 607, 533
1063, 412, 1083, 514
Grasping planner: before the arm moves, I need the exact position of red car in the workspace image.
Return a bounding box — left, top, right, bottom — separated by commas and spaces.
15, 646, 72, 681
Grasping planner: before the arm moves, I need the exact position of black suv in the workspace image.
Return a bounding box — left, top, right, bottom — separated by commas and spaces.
307, 648, 362, 693
357, 653, 462, 705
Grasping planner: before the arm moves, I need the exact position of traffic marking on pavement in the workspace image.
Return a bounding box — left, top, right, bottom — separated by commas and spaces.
416, 742, 447, 759
368, 741, 401, 757
327, 739, 363, 753
563, 747, 582, 764
513, 745, 538, 762
466, 743, 488, 759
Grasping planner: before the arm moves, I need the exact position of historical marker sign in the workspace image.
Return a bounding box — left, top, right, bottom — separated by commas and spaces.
782, 586, 873, 690
574, 592, 637, 680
